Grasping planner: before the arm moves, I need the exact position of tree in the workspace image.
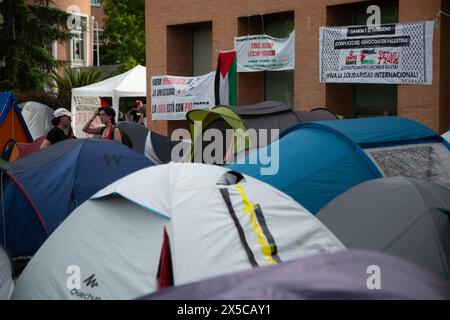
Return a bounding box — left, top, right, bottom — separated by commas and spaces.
101, 0, 145, 71
0, 0, 71, 91
0, 1, 3, 29
51, 67, 102, 109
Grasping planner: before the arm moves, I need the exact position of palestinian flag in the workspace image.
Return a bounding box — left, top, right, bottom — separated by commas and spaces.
215, 51, 237, 106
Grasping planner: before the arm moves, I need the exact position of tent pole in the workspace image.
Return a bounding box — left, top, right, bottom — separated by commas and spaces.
112, 95, 120, 123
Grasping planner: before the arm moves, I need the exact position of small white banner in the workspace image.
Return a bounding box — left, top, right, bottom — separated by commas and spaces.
319, 21, 434, 84
71, 96, 102, 138
151, 72, 216, 121
234, 32, 295, 72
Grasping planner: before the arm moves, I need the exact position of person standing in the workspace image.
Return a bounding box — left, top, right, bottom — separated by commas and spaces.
40, 108, 75, 149
129, 100, 143, 123
138, 106, 148, 127
82, 107, 122, 142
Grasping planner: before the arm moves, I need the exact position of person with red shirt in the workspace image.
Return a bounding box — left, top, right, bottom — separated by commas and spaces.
82, 107, 122, 142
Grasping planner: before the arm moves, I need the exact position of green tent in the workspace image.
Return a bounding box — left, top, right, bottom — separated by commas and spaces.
186, 101, 338, 164
186, 106, 251, 163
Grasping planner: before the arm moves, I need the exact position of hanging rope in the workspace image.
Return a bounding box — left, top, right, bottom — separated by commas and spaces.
438, 10, 450, 18
260, 13, 265, 34
435, 10, 450, 29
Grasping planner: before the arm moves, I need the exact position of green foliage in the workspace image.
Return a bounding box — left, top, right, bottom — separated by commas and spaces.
0, 1, 3, 28
18, 67, 110, 111
49, 67, 102, 108
0, 0, 71, 91
53, 67, 102, 90
16, 90, 66, 111
101, 0, 145, 71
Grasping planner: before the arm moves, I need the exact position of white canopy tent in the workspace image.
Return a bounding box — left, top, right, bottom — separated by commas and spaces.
71, 65, 147, 118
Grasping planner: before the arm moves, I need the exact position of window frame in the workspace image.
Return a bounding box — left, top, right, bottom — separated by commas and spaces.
91, 0, 101, 7
69, 13, 89, 67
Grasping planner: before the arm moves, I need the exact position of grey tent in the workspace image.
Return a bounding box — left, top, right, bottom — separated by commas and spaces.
149, 130, 189, 164
235, 101, 338, 137
188, 101, 338, 149
117, 122, 148, 154
118, 122, 189, 164
317, 177, 450, 279
0, 246, 14, 300
141, 250, 450, 300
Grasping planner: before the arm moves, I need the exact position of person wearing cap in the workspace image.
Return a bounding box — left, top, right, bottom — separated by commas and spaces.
40, 108, 75, 149
129, 100, 143, 123
82, 106, 122, 142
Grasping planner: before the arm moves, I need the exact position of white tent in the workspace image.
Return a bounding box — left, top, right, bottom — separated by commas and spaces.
442, 131, 450, 144
0, 247, 14, 300
21, 101, 54, 140
12, 162, 345, 300
71, 65, 147, 116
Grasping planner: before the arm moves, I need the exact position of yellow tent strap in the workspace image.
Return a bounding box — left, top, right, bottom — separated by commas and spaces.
235, 185, 277, 265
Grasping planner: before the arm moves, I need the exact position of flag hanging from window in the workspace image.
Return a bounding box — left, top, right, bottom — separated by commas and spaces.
215, 51, 237, 106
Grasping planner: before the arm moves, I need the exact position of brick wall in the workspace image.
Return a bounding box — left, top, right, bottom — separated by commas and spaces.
39, 0, 96, 68
91, 2, 105, 29
440, 0, 450, 133
146, 0, 444, 134
397, 0, 442, 132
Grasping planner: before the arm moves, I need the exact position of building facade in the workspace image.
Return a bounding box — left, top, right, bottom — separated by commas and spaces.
146, 0, 449, 134
29, 0, 105, 68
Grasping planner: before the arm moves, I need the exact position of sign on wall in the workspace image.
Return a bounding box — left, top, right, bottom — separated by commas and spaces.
234, 32, 295, 72
151, 72, 216, 121
71, 96, 102, 138
319, 21, 434, 84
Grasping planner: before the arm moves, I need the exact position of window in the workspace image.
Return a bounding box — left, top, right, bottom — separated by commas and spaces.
93, 28, 103, 66
264, 13, 295, 108
352, 1, 399, 117
91, 0, 101, 6
70, 15, 88, 66
44, 41, 57, 59
192, 26, 212, 76
72, 32, 85, 61
166, 22, 212, 77
238, 12, 294, 107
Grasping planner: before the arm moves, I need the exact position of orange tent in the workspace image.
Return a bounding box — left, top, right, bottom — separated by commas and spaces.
0, 139, 20, 162
0, 93, 32, 149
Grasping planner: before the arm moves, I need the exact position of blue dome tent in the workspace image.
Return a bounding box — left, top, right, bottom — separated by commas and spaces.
0, 139, 154, 270
228, 117, 449, 214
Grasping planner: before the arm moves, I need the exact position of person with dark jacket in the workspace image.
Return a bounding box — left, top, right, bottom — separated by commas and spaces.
40, 108, 75, 149
129, 100, 143, 123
